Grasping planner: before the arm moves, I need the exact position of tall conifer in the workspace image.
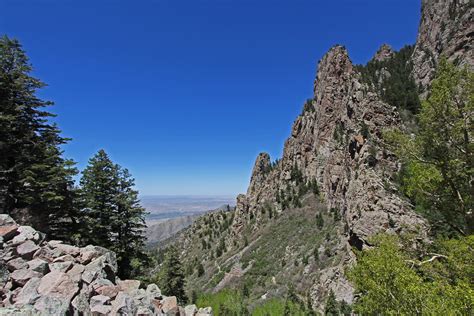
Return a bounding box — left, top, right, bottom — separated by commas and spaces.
0, 36, 78, 239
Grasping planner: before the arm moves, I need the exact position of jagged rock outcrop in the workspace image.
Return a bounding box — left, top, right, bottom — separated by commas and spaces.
412, 0, 473, 97
373, 44, 394, 62
0, 215, 212, 316
161, 0, 466, 313
229, 45, 428, 311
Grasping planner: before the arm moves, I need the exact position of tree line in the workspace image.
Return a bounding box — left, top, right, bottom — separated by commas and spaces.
0, 36, 147, 279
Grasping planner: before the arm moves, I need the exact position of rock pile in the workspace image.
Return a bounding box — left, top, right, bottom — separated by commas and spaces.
0, 215, 211, 315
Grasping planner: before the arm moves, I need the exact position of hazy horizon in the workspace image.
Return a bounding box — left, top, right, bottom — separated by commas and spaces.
140, 195, 236, 223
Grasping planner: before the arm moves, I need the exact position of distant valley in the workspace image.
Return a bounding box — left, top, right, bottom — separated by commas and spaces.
141, 195, 235, 245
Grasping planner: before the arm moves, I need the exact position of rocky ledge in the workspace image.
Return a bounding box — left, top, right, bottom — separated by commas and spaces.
0, 215, 210, 316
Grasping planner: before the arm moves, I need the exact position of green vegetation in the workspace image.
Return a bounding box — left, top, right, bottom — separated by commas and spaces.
302, 98, 315, 115
385, 59, 473, 236
80, 149, 148, 278
348, 235, 473, 315
253, 298, 306, 316
154, 246, 187, 303
0, 36, 149, 278
356, 45, 421, 114
0, 36, 78, 241
194, 287, 310, 316
324, 290, 339, 315
349, 61, 474, 315
196, 290, 247, 316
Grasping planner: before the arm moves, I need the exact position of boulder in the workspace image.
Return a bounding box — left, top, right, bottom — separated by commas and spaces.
95, 284, 119, 299
129, 288, 146, 302
0, 226, 18, 242
49, 261, 73, 273
0, 215, 16, 226
78, 245, 109, 265
32, 247, 55, 263
37, 270, 79, 303
91, 278, 114, 290
66, 264, 85, 283
53, 244, 80, 257
90, 304, 111, 315
185, 304, 198, 316
161, 296, 178, 314
34, 295, 71, 316
52, 255, 75, 263
71, 288, 91, 315
16, 241, 39, 260
10, 226, 40, 246
117, 279, 140, 294
197, 307, 213, 316
26, 259, 49, 275
111, 292, 137, 315
146, 283, 161, 298
47, 240, 63, 248
13, 277, 41, 306
10, 269, 42, 287
137, 307, 154, 315
90, 294, 110, 306
6, 258, 27, 272
82, 255, 116, 284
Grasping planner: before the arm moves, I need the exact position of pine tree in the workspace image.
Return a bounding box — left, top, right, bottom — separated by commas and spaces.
80, 149, 148, 278
158, 246, 187, 303
197, 262, 205, 277
113, 168, 148, 278
0, 35, 78, 240
316, 213, 324, 229
80, 150, 119, 248
325, 290, 339, 316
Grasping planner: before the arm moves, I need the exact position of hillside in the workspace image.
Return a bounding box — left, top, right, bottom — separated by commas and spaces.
157, 0, 473, 313
146, 215, 199, 246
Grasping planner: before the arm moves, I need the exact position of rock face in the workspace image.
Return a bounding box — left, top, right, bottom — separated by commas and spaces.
0, 215, 212, 316
228, 45, 428, 310
174, 1, 463, 310
412, 0, 473, 97
373, 44, 394, 62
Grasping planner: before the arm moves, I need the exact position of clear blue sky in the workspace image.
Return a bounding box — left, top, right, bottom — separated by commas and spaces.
1, 0, 421, 196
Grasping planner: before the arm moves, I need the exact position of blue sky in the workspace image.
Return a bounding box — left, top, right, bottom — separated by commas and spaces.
1, 0, 421, 196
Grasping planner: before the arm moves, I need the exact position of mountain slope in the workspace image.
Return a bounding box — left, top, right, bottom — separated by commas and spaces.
155, 0, 472, 313
146, 215, 199, 246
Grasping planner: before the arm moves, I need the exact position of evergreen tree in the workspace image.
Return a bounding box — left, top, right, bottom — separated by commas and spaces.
157, 246, 187, 303
80, 149, 148, 278
0, 35, 78, 240
197, 262, 205, 277
324, 290, 339, 316
113, 168, 148, 278
80, 150, 119, 248
316, 213, 324, 229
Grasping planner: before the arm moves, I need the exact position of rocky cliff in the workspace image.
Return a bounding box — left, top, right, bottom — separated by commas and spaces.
412, 0, 473, 97
229, 45, 428, 309
151, 0, 472, 313
0, 215, 212, 316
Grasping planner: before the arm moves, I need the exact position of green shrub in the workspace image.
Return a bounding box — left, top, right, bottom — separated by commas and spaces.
196, 290, 247, 316
252, 298, 307, 316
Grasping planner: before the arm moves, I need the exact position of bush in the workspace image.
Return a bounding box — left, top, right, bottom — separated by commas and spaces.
196, 290, 247, 316
253, 298, 307, 316
347, 234, 474, 315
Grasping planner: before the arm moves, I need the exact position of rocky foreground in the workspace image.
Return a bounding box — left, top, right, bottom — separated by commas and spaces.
0, 215, 211, 315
